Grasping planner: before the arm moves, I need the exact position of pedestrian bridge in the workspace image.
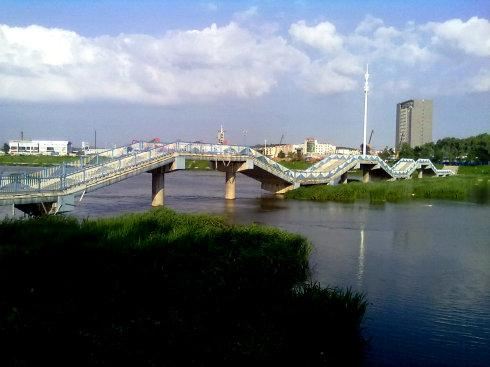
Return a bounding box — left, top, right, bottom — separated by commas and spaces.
0, 141, 454, 215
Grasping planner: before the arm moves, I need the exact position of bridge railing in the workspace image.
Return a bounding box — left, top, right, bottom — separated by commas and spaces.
0, 140, 455, 195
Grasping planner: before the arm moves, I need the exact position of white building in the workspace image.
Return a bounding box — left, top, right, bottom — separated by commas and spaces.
261, 144, 295, 158
336, 146, 360, 155
8, 140, 72, 156
303, 138, 336, 158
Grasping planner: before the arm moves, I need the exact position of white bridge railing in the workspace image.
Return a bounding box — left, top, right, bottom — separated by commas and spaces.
0, 141, 454, 195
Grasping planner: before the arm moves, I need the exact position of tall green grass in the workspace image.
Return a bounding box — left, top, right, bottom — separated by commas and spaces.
286, 175, 489, 204
279, 161, 313, 170
185, 159, 211, 170
0, 154, 78, 166
0, 209, 366, 366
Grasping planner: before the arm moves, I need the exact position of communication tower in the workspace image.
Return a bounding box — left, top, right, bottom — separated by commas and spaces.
217, 125, 225, 144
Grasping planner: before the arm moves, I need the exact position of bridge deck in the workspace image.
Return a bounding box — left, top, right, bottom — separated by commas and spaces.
0, 141, 455, 211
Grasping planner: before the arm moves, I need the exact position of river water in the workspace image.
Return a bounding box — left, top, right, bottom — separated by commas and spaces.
2, 168, 490, 366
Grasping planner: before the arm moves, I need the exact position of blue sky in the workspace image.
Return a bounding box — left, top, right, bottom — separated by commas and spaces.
0, 0, 489, 148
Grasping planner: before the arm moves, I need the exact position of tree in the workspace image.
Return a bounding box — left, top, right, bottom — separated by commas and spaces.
378, 147, 392, 161
3, 143, 9, 154
398, 143, 415, 159
277, 150, 285, 159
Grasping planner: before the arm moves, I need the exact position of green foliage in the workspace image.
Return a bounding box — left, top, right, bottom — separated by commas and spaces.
279, 160, 313, 170
286, 174, 489, 204
2, 142, 9, 154
0, 209, 366, 366
277, 150, 286, 159
185, 159, 211, 170
398, 133, 490, 164
378, 146, 394, 161
398, 143, 415, 159
0, 154, 78, 166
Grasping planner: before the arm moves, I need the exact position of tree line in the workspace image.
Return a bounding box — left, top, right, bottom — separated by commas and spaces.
379, 133, 489, 164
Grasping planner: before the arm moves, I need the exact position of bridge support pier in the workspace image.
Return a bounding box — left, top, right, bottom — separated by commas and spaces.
151, 168, 165, 206
361, 164, 371, 183
225, 168, 236, 200
417, 169, 423, 179
340, 172, 348, 184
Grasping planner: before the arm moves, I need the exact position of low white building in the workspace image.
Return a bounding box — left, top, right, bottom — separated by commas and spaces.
304, 138, 336, 158
336, 146, 360, 155
8, 140, 72, 156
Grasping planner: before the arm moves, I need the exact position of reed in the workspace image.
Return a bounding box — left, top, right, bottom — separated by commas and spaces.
0, 208, 366, 366
0, 154, 78, 166
286, 175, 489, 204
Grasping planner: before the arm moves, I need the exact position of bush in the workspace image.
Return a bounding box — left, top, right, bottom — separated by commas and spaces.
0, 209, 366, 366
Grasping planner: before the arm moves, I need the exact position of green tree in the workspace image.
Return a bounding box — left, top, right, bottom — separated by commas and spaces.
398, 143, 415, 158
2, 143, 9, 154
378, 147, 392, 161
277, 150, 286, 159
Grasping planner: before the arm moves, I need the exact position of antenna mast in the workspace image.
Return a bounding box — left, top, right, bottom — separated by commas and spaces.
363, 64, 369, 156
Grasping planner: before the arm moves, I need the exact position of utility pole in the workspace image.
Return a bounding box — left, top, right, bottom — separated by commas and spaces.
363, 64, 369, 156
242, 129, 248, 146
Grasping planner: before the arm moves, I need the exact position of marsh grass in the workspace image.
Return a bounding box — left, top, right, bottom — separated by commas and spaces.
185, 159, 211, 170
279, 161, 313, 170
0, 154, 78, 166
286, 175, 489, 204
0, 208, 366, 366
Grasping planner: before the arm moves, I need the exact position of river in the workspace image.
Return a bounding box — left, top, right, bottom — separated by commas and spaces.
2, 168, 489, 366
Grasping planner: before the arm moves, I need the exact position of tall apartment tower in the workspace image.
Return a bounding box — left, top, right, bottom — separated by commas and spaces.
396, 99, 433, 150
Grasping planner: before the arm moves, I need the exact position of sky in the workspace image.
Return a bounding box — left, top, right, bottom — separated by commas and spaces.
0, 0, 489, 149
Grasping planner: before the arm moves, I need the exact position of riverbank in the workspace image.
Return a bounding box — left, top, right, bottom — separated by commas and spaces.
285, 169, 490, 204
0, 208, 366, 366
0, 154, 78, 166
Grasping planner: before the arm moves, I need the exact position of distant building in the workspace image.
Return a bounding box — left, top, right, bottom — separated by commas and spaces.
396, 99, 433, 150
259, 143, 295, 158
336, 146, 359, 155
303, 138, 336, 158
8, 140, 72, 156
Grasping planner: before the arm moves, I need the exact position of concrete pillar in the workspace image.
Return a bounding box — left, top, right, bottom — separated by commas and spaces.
362, 165, 370, 183
225, 168, 236, 200
417, 169, 423, 179
151, 171, 165, 206
340, 172, 348, 184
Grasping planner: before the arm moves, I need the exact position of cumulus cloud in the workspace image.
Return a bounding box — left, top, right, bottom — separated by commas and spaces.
467, 69, 490, 92
289, 20, 343, 53
0, 15, 488, 104
427, 17, 490, 57
0, 22, 307, 103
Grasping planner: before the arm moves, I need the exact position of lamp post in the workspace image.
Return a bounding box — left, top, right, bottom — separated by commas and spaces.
363, 64, 369, 156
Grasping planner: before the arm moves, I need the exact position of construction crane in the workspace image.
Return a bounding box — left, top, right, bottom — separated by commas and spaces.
279, 133, 285, 145
360, 129, 374, 155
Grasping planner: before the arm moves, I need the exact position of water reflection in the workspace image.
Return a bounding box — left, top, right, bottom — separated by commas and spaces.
0, 168, 489, 366
358, 227, 365, 289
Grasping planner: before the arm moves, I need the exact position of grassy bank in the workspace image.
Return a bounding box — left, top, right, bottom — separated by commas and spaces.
286, 172, 490, 204
279, 161, 313, 170
0, 154, 78, 166
185, 159, 211, 170
0, 209, 366, 366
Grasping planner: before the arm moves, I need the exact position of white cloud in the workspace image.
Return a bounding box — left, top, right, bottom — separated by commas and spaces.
355, 15, 384, 34
0, 16, 488, 104
0, 22, 307, 104
297, 60, 358, 94
289, 20, 343, 53
427, 17, 490, 57
467, 69, 490, 92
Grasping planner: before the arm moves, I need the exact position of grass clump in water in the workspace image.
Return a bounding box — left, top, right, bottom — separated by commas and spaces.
0, 154, 79, 166
286, 174, 489, 204
0, 208, 366, 366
